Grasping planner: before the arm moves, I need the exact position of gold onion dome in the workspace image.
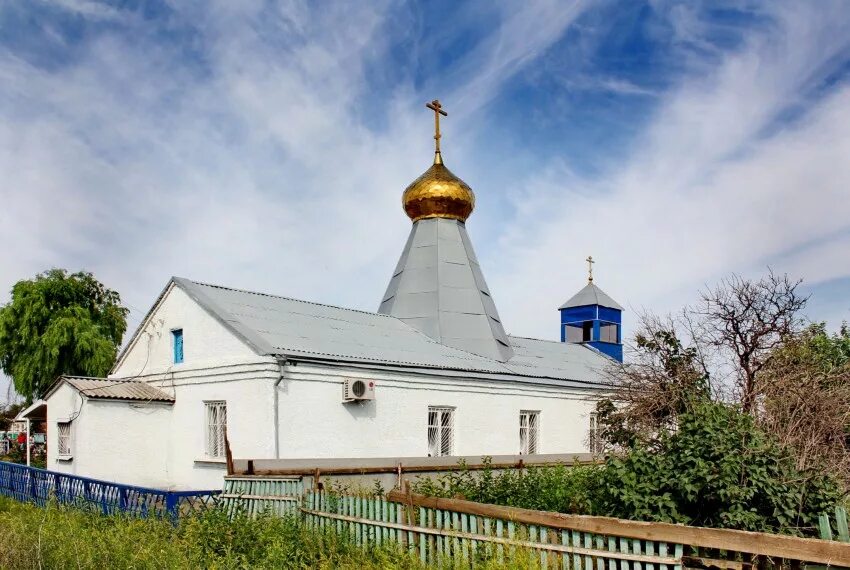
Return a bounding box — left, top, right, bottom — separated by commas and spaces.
403, 99, 475, 223
403, 152, 475, 222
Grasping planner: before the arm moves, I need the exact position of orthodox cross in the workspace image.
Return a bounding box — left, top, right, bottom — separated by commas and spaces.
426, 99, 448, 153
586, 255, 595, 283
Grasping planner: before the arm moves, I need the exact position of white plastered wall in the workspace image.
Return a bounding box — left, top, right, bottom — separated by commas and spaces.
46, 383, 171, 488
112, 282, 258, 379
276, 362, 598, 458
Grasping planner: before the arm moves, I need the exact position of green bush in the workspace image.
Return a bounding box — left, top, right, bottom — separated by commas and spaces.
412, 403, 843, 537
594, 401, 842, 535
411, 458, 601, 514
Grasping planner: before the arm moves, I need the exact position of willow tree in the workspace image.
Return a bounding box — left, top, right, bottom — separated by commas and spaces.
0, 269, 128, 402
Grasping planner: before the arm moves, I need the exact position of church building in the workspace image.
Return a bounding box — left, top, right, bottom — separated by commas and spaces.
43, 101, 624, 490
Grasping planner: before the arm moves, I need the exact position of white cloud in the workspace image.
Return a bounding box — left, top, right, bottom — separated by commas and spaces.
487, 1, 850, 339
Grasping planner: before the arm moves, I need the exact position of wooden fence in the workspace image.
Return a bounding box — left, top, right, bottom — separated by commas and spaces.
820, 506, 850, 543
220, 476, 303, 517
219, 474, 850, 568
303, 489, 685, 568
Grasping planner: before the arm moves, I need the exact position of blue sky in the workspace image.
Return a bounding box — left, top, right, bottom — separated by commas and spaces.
1, 0, 850, 401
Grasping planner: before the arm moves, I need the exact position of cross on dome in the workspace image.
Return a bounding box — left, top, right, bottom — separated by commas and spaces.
426, 99, 448, 156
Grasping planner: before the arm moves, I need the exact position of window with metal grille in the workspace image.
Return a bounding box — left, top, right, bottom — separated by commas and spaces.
427, 406, 454, 457
205, 401, 227, 458
519, 410, 540, 454
57, 422, 71, 456
589, 412, 602, 454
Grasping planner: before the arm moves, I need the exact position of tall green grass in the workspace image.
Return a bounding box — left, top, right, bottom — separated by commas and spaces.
0, 497, 544, 569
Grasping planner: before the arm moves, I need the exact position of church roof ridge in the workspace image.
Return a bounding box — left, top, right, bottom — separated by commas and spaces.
176, 277, 401, 321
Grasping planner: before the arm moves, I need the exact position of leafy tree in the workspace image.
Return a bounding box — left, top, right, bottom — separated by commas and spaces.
760, 323, 850, 482
594, 401, 841, 535
596, 314, 710, 450
0, 269, 128, 402
0, 402, 24, 431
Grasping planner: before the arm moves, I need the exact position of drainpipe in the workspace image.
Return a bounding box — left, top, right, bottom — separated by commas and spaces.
274, 359, 286, 459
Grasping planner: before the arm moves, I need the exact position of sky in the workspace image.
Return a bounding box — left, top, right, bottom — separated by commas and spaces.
1, 0, 850, 402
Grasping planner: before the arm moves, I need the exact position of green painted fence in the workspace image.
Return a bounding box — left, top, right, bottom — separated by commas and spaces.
221, 475, 850, 568
220, 476, 303, 517
819, 506, 850, 543
302, 489, 684, 568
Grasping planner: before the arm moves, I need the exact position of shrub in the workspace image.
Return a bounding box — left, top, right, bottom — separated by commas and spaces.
411, 458, 602, 514
593, 402, 843, 535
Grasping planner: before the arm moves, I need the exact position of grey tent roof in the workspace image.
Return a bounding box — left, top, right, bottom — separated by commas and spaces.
377, 218, 513, 362
559, 283, 623, 311
169, 277, 611, 387
53, 376, 175, 402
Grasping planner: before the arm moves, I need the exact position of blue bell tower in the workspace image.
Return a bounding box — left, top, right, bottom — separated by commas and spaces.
559, 257, 624, 362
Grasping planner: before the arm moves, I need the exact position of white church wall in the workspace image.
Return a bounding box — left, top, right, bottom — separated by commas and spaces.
73, 400, 171, 488
276, 362, 597, 459
46, 382, 84, 473
162, 372, 279, 490
112, 282, 256, 379
46, 384, 171, 488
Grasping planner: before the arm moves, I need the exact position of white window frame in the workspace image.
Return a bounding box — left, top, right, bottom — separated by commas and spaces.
519, 410, 540, 455
589, 412, 602, 454
57, 421, 72, 457
427, 406, 455, 457
204, 401, 227, 458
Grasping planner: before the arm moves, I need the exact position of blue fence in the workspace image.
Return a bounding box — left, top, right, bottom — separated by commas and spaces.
0, 460, 220, 519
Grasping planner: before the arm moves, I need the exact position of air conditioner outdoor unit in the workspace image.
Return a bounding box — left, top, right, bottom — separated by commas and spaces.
342, 378, 376, 403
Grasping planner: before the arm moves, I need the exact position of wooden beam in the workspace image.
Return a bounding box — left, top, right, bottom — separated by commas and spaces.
386, 491, 850, 566
233, 458, 600, 477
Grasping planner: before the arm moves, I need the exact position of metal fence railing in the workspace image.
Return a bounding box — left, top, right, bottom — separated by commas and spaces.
0, 460, 220, 519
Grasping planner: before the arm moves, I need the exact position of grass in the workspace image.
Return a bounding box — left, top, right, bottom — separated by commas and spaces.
0, 497, 545, 569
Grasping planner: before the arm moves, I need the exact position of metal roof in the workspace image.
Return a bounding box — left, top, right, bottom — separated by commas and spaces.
377, 218, 514, 362
61, 376, 175, 402
172, 277, 611, 387
559, 283, 624, 311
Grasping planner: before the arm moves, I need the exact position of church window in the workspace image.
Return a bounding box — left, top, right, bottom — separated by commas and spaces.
57, 422, 71, 456
599, 323, 618, 343
427, 406, 454, 457
519, 410, 539, 454
583, 321, 593, 342
172, 329, 184, 364
205, 401, 227, 458
588, 412, 602, 454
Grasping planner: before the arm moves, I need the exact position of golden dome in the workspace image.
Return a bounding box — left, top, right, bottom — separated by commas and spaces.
403, 152, 475, 222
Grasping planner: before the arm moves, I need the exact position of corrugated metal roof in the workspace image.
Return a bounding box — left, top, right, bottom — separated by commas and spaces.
559, 283, 624, 311
63, 376, 175, 402
173, 278, 611, 387
377, 218, 514, 362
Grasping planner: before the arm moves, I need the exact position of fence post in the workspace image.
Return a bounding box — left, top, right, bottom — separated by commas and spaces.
119, 487, 128, 513
165, 493, 178, 522
28, 466, 37, 504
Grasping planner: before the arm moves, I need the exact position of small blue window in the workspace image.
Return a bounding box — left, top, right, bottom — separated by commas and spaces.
172, 329, 184, 364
